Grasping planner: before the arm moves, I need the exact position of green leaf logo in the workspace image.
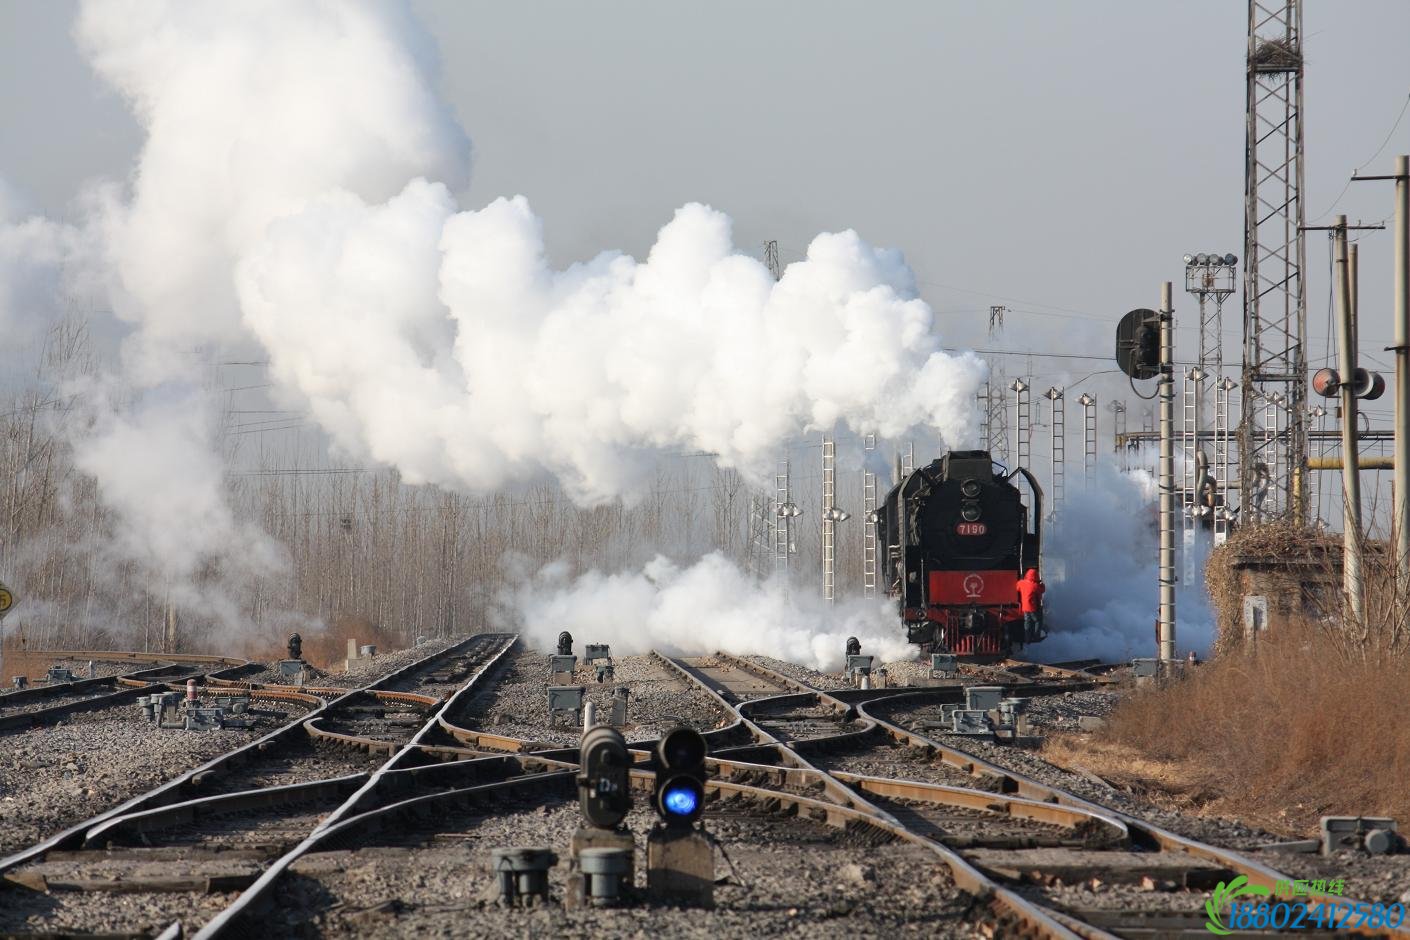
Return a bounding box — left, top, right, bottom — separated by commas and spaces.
1205, 876, 1272, 935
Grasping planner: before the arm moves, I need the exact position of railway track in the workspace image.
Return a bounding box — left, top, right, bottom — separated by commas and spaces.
0, 634, 519, 939
3, 641, 1400, 938
712, 654, 1402, 939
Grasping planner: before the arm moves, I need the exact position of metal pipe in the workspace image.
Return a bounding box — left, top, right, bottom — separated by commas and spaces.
1334, 216, 1364, 630
1159, 282, 1176, 662
1309, 456, 1393, 470
1395, 155, 1410, 600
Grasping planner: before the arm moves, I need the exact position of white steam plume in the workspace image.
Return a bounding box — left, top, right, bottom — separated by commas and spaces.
238, 190, 986, 503
496, 552, 915, 672
74, 0, 470, 382
1039, 464, 1215, 662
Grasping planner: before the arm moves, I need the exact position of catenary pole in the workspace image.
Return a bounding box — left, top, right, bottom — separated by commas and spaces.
1333, 217, 1364, 630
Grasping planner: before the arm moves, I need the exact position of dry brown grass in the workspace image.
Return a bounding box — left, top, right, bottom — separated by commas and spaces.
1085, 618, 1410, 837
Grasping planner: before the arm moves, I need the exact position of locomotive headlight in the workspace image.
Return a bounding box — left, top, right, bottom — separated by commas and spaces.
960, 501, 981, 522
959, 479, 981, 498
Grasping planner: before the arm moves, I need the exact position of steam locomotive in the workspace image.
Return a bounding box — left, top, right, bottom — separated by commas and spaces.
875, 450, 1042, 660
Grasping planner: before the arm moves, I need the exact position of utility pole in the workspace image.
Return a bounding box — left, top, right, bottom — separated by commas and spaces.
1159, 283, 1176, 662
1333, 217, 1365, 630
1350, 155, 1410, 598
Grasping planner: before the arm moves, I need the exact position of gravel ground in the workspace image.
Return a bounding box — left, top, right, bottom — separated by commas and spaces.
247, 791, 982, 939
745, 656, 843, 690
242, 637, 462, 688
449, 651, 730, 747
0, 703, 306, 856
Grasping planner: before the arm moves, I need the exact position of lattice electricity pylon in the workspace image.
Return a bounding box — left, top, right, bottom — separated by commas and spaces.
1078, 393, 1097, 487
1044, 387, 1065, 513
1011, 379, 1031, 469
1240, 0, 1309, 524
764, 239, 782, 281
746, 492, 776, 578
1215, 377, 1238, 543
862, 434, 878, 598
985, 381, 1009, 462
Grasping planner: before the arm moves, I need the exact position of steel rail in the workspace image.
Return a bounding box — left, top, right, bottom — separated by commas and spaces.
849, 689, 1409, 938
194, 632, 519, 939
190, 755, 1087, 940
657, 654, 894, 820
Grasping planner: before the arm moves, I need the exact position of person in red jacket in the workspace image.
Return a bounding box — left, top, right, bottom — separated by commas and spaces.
1016, 568, 1046, 643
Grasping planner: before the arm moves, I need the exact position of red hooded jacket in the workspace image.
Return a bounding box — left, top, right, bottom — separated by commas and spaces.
1016, 569, 1044, 613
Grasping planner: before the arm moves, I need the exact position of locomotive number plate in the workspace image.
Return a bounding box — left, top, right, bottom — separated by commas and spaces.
955, 522, 987, 536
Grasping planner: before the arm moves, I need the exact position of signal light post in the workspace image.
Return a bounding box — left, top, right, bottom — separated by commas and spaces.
647, 727, 713, 906
1115, 294, 1174, 662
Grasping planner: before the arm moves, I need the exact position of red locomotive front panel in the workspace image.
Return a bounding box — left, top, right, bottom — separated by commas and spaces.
926, 570, 1017, 607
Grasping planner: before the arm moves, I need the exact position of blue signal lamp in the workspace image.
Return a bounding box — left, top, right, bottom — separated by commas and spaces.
663, 782, 701, 817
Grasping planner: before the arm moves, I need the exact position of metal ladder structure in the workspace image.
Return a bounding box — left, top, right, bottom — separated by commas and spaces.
862, 434, 878, 598
1111, 401, 1128, 470
1214, 377, 1237, 543
1182, 369, 1201, 580
1044, 387, 1065, 513
1012, 379, 1031, 469
822, 435, 837, 604
1078, 393, 1097, 487
773, 459, 792, 568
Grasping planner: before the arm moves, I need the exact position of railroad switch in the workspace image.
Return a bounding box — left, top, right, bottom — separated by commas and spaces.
46, 666, 76, 684
594, 662, 615, 684
490, 847, 558, 907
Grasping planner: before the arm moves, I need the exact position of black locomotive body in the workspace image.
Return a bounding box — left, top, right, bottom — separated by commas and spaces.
876, 450, 1042, 660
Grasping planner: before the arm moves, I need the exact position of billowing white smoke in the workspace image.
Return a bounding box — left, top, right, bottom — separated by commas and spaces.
497, 552, 915, 672
1039, 464, 1215, 662
74, 0, 470, 382
238, 189, 986, 503
69, 379, 290, 631
0, 0, 986, 651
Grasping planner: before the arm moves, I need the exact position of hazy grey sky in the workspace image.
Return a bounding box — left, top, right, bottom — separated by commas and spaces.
2, 0, 1408, 398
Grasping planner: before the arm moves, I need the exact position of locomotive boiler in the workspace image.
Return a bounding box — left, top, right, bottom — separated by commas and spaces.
875, 449, 1042, 659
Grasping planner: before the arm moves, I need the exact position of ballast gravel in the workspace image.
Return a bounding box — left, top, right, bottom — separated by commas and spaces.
242, 636, 462, 688
249, 792, 983, 939
449, 650, 730, 746
0, 705, 303, 856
